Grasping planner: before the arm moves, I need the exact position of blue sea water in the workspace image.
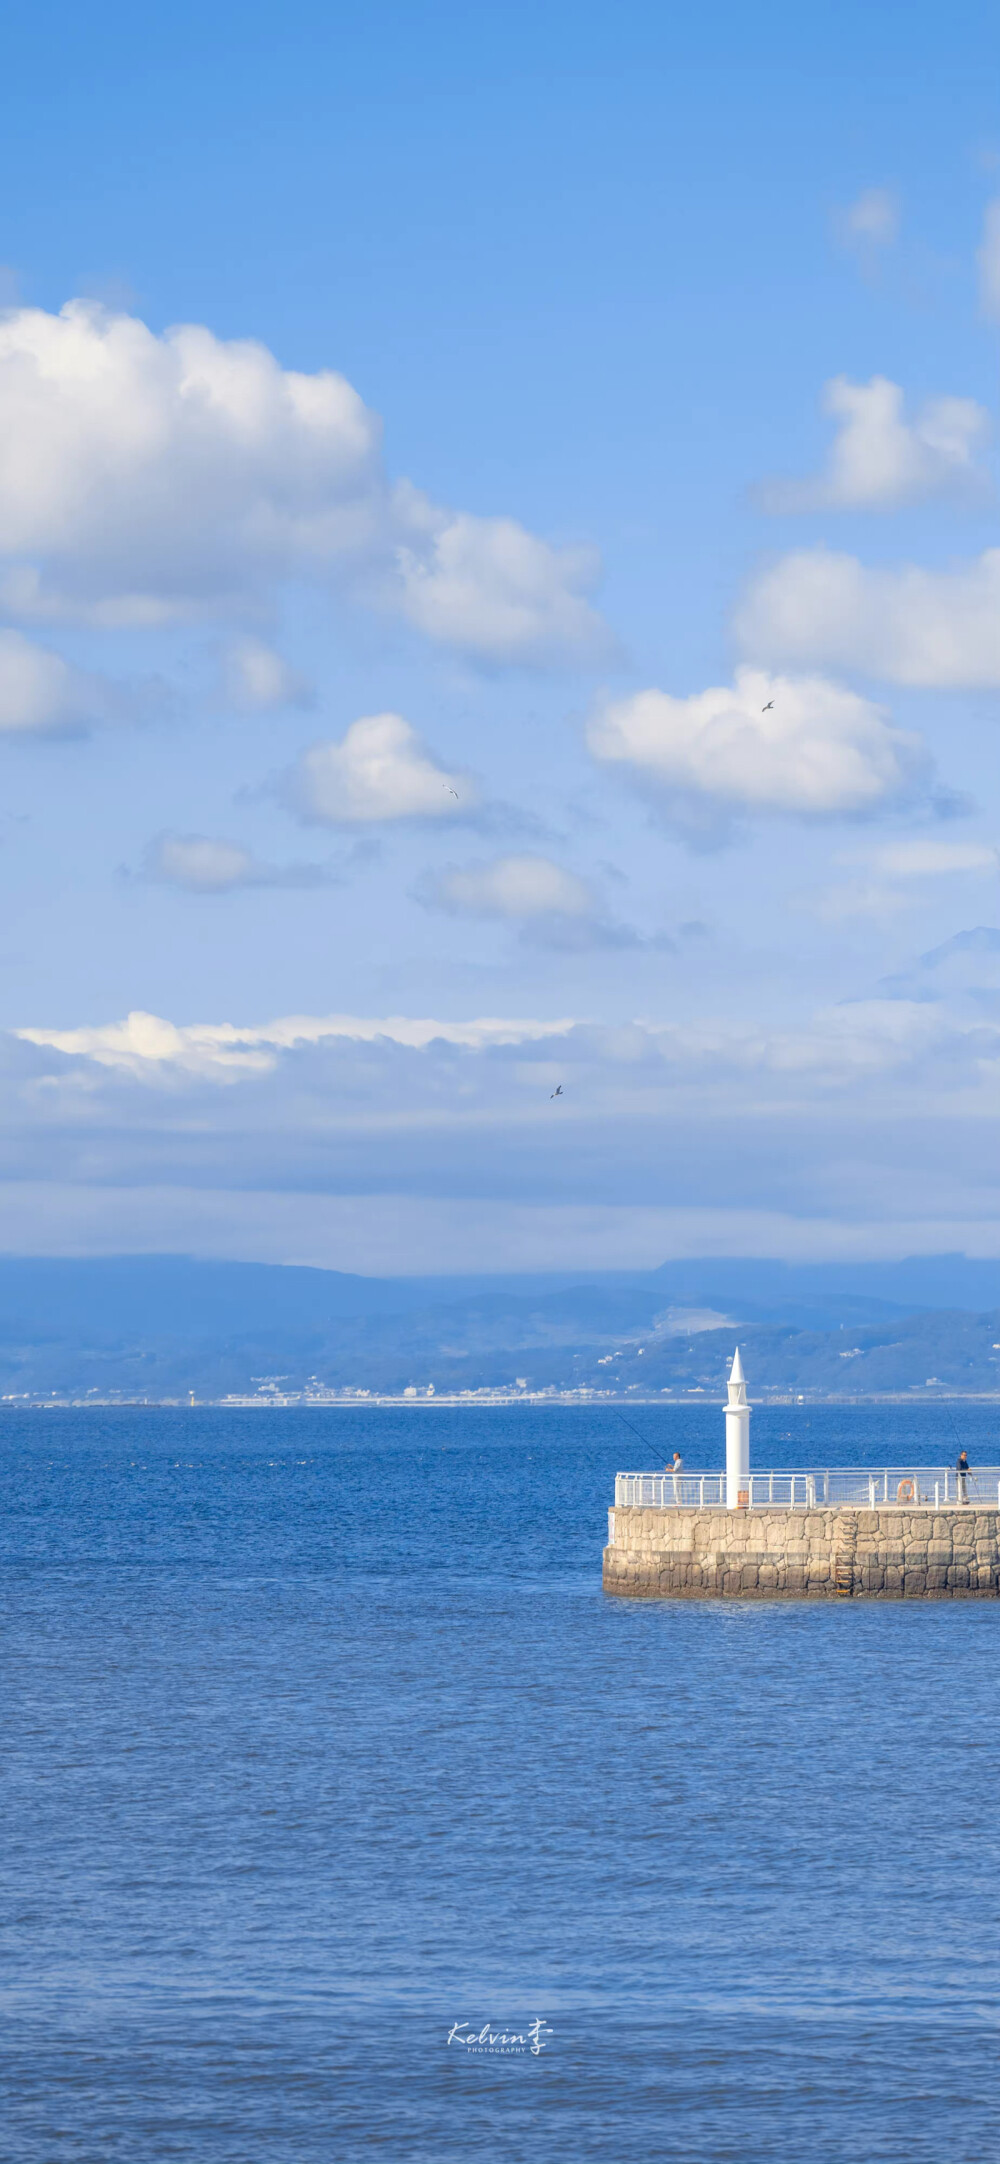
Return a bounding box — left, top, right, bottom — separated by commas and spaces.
2, 1399, 1000, 2162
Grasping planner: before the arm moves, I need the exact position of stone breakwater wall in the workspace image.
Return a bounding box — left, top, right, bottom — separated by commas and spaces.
604, 1505, 1000, 1599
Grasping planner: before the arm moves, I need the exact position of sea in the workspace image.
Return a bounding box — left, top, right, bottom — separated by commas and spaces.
2, 1398, 1000, 2163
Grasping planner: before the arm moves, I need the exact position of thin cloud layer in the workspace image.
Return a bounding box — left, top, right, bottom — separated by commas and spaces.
17, 1008, 577, 1077
858, 840, 1000, 877
812, 841, 1000, 922
737, 549, 1000, 687
138, 833, 336, 893
423, 853, 595, 921
10, 989, 1000, 1267
587, 667, 927, 818
762, 376, 989, 513
220, 638, 314, 713
0, 300, 606, 662
280, 712, 473, 824
835, 186, 900, 254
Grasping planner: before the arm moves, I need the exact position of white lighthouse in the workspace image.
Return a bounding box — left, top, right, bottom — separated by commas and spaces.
725, 1347, 750, 1508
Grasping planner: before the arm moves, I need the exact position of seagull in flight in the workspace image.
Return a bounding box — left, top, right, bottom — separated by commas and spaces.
550, 1084, 563, 1099
444, 785, 459, 798
761, 699, 774, 712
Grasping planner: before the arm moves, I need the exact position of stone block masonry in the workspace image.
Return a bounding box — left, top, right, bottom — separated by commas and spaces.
603, 1506, 1000, 1599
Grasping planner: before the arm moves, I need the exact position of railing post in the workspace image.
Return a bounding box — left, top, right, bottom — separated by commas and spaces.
883, 1471, 888, 1503
824, 1471, 829, 1502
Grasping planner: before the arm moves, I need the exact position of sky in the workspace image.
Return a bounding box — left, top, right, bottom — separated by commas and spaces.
2, 0, 1000, 1273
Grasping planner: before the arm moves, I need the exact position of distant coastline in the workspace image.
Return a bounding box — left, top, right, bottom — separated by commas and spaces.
8, 1389, 1000, 1410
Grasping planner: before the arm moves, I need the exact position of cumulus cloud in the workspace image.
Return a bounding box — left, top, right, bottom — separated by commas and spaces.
834, 187, 899, 255
391, 489, 605, 663
0, 628, 125, 734
417, 851, 658, 949
586, 666, 927, 822
762, 376, 989, 512
978, 200, 1000, 320
220, 638, 313, 713
737, 548, 1000, 686
278, 712, 473, 825
0, 300, 606, 662
137, 832, 337, 892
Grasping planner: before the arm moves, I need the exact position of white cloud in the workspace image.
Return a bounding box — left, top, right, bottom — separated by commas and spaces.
16, 1008, 577, 1077
10, 994, 1000, 1262
10, 996, 957, 1094
978, 200, 1000, 320
392, 492, 606, 664
762, 376, 989, 512
138, 832, 334, 892
586, 666, 927, 817
0, 628, 121, 734
280, 712, 472, 824
422, 853, 595, 920
810, 839, 1000, 920
0, 300, 605, 662
835, 187, 899, 253
221, 638, 313, 712
855, 840, 1000, 878
737, 548, 1000, 686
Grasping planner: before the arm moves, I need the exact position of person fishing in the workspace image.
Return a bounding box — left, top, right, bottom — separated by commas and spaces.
955, 1448, 970, 1504
666, 1450, 684, 1503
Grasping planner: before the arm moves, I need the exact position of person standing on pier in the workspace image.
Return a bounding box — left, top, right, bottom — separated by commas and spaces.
666, 1450, 683, 1503
956, 1449, 970, 1504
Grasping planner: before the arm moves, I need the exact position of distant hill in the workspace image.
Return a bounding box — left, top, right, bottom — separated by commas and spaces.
0, 1252, 997, 1399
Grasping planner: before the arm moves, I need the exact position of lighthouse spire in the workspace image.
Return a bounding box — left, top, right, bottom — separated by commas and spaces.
724, 1346, 750, 1505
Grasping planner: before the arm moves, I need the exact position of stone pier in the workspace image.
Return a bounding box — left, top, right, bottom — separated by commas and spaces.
603, 1504, 1000, 1599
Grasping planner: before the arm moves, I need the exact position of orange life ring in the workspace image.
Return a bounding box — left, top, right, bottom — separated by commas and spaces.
896, 1478, 916, 1502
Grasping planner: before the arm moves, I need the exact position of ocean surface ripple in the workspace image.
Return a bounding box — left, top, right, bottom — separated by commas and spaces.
2, 1402, 999, 2162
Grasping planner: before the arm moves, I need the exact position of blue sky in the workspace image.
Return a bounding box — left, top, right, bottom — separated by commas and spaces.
2, 0, 1000, 1271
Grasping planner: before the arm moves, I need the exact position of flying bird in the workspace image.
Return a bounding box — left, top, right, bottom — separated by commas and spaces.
444, 785, 459, 798
550, 1084, 563, 1099
761, 700, 774, 712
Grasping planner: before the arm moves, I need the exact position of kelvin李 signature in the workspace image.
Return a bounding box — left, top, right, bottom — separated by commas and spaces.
447, 2019, 552, 2056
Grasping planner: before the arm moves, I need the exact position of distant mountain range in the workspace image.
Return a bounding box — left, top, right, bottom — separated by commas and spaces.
0, 1253, 998, 1400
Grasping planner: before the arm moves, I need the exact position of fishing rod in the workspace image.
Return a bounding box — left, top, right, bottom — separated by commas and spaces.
616, 1409, 657, 1455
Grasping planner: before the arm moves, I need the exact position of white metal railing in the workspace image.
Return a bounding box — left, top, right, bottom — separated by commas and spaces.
614, 1467, 1000, 1510
615, 1472, 726, 1508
